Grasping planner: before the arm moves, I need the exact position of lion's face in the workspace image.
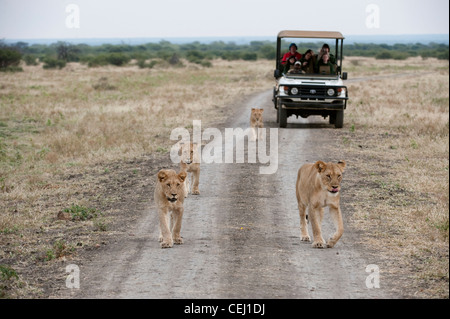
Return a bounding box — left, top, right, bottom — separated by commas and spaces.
315, 161, 346, 194
180, 143, 194, 165
180, 142, 199, 165
157, 169, 187, 203
251, 108, 264, 124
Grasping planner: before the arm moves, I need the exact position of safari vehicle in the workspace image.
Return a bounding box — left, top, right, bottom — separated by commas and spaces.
273, 30, 348, 128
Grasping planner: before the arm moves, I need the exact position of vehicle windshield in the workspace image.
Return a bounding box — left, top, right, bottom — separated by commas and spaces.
277, 37, 344, 78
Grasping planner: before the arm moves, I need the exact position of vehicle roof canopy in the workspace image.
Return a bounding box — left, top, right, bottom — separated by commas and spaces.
277, 30, 344, 39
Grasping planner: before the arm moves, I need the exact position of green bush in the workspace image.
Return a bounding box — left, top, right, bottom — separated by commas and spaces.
87, 53, 131, 67
375, 50, 408, 60
259, 44, 276, 59
242, 52, 257, 61
86, 54, 109, 67
23, 55, 38, 65
106, 53, 130, 66
0, 48, 22, 69
437, 50, 449, 60
42, 56, 66, 69
137, 59, 158, 68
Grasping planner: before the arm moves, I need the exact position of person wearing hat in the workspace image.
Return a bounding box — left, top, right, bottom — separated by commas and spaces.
287, 60, 304, 74
281, 43, 302, 65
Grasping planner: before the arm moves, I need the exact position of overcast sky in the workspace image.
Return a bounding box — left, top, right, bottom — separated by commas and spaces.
0, 0, 448, 39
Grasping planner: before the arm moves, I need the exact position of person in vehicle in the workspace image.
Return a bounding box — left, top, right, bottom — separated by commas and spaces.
299, 49, 316, 74
281, 43, 302, 65
283, 55, 297, 73
316, 43, 336, 65
316, 53, 335, 75
287, 61, 303, 74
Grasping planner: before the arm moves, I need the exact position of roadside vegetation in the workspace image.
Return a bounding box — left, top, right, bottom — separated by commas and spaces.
1, 40, 448, 72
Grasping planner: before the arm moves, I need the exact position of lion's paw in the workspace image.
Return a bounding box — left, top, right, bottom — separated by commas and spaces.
300, 235, 311, 242
173, 237, 184, 245
160, 240, 173, 248
192, 189, 200, 195
312, 241, 326, 249
327, 239, 337, 248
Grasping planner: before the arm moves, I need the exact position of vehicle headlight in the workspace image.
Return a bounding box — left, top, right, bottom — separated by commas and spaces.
291, 87, 298, 95
327, 88, 335, 96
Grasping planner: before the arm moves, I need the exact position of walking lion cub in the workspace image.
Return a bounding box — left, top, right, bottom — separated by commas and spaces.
154, 169, 187, 248
250, 108, 264, 141
180, 142, 201, 196
296, 160, 346, 248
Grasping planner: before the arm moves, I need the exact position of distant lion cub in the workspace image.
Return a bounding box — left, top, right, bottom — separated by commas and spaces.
180, 142, 201, 196
296, 160, 346, 248
250, 108, 264, 141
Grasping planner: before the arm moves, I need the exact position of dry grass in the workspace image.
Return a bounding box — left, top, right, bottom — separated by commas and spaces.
0, 59, 273, 222
0, 59, 273, 297
339, 56, 449, 298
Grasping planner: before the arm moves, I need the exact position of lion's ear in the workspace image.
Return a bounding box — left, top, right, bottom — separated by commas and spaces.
314, 161, 327, 173
157, 170, 168, 182
337, 160, 346, 172
260, 109, 264, 113
178, 171, 187, 182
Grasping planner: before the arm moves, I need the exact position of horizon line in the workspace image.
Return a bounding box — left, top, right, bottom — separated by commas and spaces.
2, 33, 449, 45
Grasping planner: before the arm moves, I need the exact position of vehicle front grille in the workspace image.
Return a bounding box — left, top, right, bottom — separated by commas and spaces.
289, 86, 327, 96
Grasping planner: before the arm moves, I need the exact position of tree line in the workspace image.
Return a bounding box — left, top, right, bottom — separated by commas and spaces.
0, 39, 448, 71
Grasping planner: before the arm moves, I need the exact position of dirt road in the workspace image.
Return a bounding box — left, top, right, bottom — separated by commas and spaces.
62, 90, 397, 299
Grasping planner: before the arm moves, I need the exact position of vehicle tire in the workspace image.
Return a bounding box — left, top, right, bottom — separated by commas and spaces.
334, 110, 344, 128
279, 106, 287, 128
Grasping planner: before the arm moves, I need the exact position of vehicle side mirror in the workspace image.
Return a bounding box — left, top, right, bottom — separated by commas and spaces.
274, 69, 280, 78
341, 72, 348, 80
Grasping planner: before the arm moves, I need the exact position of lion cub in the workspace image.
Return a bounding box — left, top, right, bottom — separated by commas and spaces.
296, 160, 346, 248
250, 108, 264, 141
154, 169, 187, 248
180, 142, 201, 196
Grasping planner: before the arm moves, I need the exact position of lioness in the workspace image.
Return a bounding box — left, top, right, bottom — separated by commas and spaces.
250, 108, 264, 141
154, 169, 187, 248
296, 160, 346, 248
180, 142, 201, 196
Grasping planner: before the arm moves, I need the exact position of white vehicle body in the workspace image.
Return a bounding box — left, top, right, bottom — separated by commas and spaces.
273, 30, 349, 128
